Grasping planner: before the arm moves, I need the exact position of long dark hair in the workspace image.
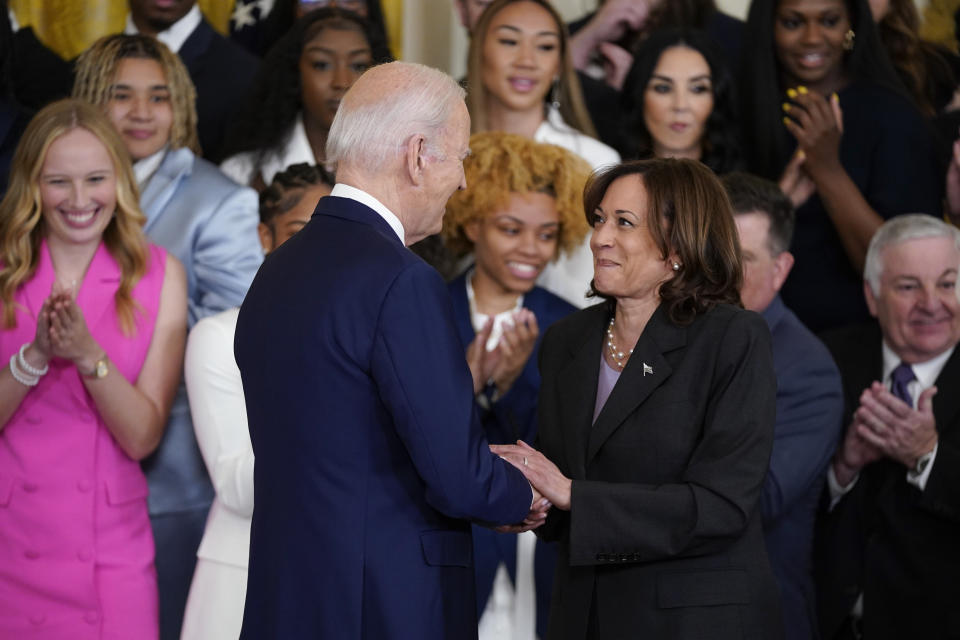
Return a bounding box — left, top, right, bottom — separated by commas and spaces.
218, 7, 392, 164
740, 0, 905, 179
621, 28, 741, 174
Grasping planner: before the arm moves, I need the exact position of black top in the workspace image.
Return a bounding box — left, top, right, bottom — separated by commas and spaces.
779, 81, 944, 333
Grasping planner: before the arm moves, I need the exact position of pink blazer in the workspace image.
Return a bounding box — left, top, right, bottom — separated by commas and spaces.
0, 239, 166, 639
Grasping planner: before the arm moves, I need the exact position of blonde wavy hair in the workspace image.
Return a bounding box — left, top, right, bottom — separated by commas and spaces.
466, 0, 597, 137
73, 34, 200, 155
442, 132, 591, 258
0, 99, 148, 333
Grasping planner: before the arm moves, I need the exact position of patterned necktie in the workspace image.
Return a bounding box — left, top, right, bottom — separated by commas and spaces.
890, 361, 916, 407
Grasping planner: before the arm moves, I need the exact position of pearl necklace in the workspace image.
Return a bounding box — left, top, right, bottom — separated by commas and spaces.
606, 318, 633, 371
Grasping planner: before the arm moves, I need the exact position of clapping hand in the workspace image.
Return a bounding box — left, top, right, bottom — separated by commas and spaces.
782, 87, 844, 182
491, 440, 572, 511
488, 309, 538, 398
45, 285, 102, 371
853, 382, 938, 469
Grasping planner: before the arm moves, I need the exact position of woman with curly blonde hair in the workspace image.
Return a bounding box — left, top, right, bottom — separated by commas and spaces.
0, 98, 186, 638
441, 131, 589, 640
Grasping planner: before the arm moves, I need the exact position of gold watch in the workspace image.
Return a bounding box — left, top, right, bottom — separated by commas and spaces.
83, 355, 109, 379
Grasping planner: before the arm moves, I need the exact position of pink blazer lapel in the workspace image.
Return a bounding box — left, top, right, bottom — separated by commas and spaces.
75, 242, 121, 335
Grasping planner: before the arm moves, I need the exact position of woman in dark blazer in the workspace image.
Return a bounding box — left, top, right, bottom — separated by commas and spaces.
494, 158, 783, 639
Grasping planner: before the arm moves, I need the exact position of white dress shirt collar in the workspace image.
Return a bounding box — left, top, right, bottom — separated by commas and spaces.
881, 341, 954, 407
330, 183, 405, 244
133, 147, 168, 190
125, 4, 202, 54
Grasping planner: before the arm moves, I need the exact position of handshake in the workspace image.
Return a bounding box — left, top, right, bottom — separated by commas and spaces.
491, 440, 572, 534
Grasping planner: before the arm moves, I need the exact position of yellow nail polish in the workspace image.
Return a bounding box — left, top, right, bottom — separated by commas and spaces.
783, 116, 791, 126
786, 88, 798, 99
832, 92, 839, 101
798, 85, 808, 94
796, 150, 806, 160
782, 102, 791, 111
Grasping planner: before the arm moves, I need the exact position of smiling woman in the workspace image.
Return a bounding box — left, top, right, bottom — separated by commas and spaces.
218, 7, 392, 190
441, 131, 589, 639
0, 98, 187, 639
740, 0, 945, 332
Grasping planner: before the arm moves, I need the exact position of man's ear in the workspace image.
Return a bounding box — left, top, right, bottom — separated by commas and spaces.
404, 134, 427, 186
772, 251, 794, 292
864, 279, 878, 317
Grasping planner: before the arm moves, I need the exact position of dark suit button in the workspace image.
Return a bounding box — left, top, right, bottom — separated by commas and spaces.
596, 553, 606, 561
619, 554, 629, 562
632, 553, 641, 561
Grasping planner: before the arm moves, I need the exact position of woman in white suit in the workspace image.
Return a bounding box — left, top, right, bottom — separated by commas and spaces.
179, 164, 332, 640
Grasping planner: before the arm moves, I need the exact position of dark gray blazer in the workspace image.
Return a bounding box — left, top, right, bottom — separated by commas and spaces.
536, 302, 783, 640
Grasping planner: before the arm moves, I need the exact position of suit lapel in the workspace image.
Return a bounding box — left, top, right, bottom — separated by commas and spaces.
74, 242, 120, 336
933, 347, 960, 433
587, 305, 686, 465
448, 274, 474, 349
555, 306, 606, 479
140, 149, 193, 232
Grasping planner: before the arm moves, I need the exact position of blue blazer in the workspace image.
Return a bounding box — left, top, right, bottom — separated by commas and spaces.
448, 273, 575, 638
236, 196, 533, 640
760, 295, 844, 640
139, 147, 263, 515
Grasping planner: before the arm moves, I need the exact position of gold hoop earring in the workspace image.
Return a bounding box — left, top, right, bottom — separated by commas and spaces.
843, 29, 855, 51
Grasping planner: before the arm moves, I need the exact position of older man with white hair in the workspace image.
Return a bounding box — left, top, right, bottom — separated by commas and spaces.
235, 61, 542, 640
816, 214, 960, 640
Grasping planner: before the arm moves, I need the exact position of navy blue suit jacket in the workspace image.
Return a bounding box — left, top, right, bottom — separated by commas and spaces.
760, 296, 844, 640
236, 196, 533, 640
448, 274, 575, 638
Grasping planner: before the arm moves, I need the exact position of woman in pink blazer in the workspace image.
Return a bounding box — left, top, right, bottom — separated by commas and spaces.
0, 99, 186, 639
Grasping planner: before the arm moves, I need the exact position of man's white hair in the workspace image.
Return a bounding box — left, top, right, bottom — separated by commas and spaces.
326, 61, 466, 174
864, 214, 960, 293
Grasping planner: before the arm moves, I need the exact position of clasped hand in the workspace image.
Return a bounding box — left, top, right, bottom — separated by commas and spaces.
835, 382, 938, 484
779, 87, 844, 208
30, 285, 101, 371
491, 440, 571, 521
466, 310, 539, 397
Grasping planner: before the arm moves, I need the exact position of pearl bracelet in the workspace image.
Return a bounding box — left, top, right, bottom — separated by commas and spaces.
18, 343, 48, 377
8, 352, 39, 387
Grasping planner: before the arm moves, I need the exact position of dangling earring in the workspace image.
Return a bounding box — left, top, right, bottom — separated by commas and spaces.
843, 29, 855, 51
549, 77, 561, 111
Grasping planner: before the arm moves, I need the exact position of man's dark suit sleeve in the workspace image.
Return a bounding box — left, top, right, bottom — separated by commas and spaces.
370, 262, 532, 526
761, 355, 844, 525
567, 312, 776, 565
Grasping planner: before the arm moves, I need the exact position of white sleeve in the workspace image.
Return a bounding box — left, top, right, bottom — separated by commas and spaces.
185, 311, 255, 517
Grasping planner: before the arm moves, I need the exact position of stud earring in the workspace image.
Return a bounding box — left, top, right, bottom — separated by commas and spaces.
672, 262, 680, 271
843, 29, 855, 51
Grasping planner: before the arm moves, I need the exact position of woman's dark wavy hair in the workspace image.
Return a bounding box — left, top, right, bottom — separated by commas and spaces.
621, 28, 741, 174
739, 0, 906, 179
217, 7, 392, 163
584, 158, 743, 325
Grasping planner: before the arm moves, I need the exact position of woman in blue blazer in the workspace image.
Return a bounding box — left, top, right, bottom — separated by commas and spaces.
73, 35, 264, 640
441, 132, 590, 639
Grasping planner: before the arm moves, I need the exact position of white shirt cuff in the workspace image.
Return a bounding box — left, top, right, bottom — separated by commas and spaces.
906, 443, 938, 491
827, 463, 858, 511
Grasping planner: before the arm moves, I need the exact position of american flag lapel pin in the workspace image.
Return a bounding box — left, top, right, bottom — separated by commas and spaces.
643, 363, 653, 376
